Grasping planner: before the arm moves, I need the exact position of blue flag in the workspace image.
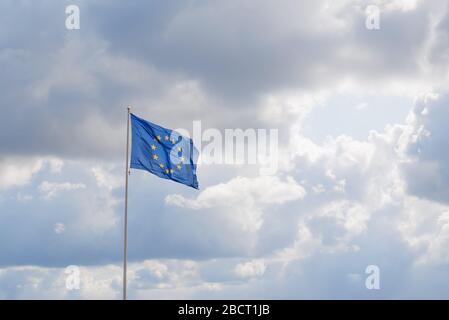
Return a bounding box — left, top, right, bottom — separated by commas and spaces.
130, 114, 199, 189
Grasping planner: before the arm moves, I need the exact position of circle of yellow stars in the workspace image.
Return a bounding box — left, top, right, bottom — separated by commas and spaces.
150, 135, 185, 175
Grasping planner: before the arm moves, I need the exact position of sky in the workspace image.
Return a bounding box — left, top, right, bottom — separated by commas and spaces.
1, 0, 449, 299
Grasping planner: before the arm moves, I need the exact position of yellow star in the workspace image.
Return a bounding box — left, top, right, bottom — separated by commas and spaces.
171, 139, 176, 144
165, 169, 169, 174
170, 169, 174, 174
153, 154, 158, 160
180, 156, 185, 162
159, 163, 164, 168
178, 147, 182, 152
156, 135, 161, 141
151, 144, 156, 150
177, 164, 182, 170
165, 135, 169, 141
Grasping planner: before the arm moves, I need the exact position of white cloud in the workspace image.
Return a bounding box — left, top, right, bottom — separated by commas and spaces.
0, 158, 44, 190
91, 166, 121, 191
54, 223, 66, 235
398, 196, 449, 266
38, 181, 86, 200
73, 165, 121, 234
0, 157, 67, 191
278, 200, 368, 264
312, 184, 326, 194
234, 260, 266, 279
48, 159, 64, 174
401, 93, 449, 204
166, 175, 306, 209
166, 175, 306, 231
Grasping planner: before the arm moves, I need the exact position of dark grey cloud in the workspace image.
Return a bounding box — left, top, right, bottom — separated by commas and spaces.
86, 0, 438, 97
1, 0, 447, 159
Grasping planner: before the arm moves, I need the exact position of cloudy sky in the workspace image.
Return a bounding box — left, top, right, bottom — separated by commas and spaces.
1, 0, 449, 299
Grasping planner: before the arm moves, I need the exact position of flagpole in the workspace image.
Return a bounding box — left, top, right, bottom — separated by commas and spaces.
123, 106, 131, 300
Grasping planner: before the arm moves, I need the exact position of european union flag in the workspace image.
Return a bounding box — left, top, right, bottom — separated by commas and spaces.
130, 114, 199, 189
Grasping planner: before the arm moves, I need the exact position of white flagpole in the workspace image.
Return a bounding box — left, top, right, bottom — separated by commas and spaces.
123, 106, 131, 300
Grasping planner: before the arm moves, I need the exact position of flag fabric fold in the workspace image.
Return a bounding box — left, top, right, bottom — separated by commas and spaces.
130, 113, 199, 189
